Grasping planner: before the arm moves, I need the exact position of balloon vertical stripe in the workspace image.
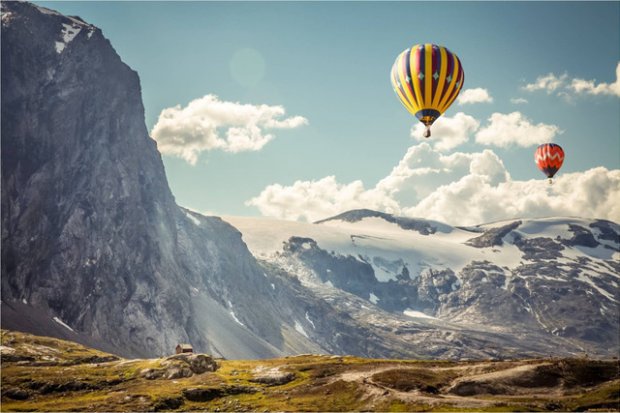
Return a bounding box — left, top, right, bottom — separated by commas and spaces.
399, 50, 417, 111
437, 52, 457, 112
424, 44, 433, 108
441, 58, 464, 113
410, 46, 424, 112
431, 46, 445, 108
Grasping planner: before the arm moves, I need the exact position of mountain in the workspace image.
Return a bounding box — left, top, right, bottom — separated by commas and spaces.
0, 1, 319, 359
224, 211, 620, 358
2, 2, 618, 361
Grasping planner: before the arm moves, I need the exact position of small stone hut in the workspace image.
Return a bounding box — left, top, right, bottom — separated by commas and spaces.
175, 343, 193, 354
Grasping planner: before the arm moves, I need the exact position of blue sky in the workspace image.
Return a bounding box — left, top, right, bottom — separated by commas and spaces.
37, 1, 620, 224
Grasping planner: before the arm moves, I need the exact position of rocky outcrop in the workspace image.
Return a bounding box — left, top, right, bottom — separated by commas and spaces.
140, 353, 218, 380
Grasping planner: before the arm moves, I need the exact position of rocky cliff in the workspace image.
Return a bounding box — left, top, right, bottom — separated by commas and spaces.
1, 1, 310, 358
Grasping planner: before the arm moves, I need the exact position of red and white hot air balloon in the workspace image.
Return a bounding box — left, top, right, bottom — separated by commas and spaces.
535, 143, 564, 184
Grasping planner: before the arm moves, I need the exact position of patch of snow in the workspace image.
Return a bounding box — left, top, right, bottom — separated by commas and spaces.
403, 309, 436, 319
305, 311, 316, 329
301, 242, 312, 250
227, 300, 244, 326
34, 4, 61, 15
229, 311, 244, 326
185, 211, 200, 226
271, 283, 275, 290
22, 298, 28, 305
294, 320, 308, 338
324, 280, 334, 288
55, 41, 66, 54
576, 272, 616, 303
55, 23, 82, 54
52, 317, 74, 332
369, 293, 379, 304
87, 27, 95, 38
61, 23, 81, 43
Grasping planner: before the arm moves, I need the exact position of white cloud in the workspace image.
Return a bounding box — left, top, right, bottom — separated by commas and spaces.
510, 97, 528, 104
569, 62, 620, 97
411, 112, 479, 151
475, 112, 561, 148
248, 143, 620, 226
404, 167, 620, 225
523, 73, 568, 93
523, 62, 620, 99
457, 88, 493, 105
151, 94, 308, 165
245, 176, 397, 222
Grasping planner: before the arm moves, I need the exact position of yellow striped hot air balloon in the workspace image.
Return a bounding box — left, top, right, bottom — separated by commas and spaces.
391, 43, 465, 138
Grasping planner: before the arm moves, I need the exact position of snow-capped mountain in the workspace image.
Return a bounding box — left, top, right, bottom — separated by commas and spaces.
225, 210, 620, 358
2, 2, 618, 361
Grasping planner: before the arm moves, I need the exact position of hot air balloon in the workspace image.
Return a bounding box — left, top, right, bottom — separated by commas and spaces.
535, 143, 564, 184
391, 43, 464, 138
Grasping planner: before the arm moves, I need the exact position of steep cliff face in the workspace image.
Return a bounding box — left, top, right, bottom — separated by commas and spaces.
0, 2, 310, 358
2, 1, 193, 356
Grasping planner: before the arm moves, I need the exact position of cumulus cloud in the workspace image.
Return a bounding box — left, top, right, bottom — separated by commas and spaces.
475, 112, 562, 148
411, 112, 479, 151
247, 143, 620, 225
245, 176, 398, 222
569, 62, 620, 97
403, 167, 620, 225
151, 94, 308, 165
523, 63, 620, 99
510, 97, 528, 104
457, 88, 493, 105
523, 73, 568, 93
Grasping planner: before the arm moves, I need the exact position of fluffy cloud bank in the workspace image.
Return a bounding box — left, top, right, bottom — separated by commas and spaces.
457, 88, 493, 105
151, 95, 308, 164
524, 63, 620, 98
570, 63, 620, 97
475, 112, 562, 148
247, 143, 620, 225
411, 112, 479, 151
411, 111, 560, 150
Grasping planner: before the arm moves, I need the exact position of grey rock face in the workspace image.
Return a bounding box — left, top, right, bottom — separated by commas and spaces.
2, 1, 191, 357
316, 209, 451, 235
466, 221, 522, 248
0, 2, 315, 359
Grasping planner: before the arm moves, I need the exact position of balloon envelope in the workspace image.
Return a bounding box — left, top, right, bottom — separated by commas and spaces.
390, 44, 465, 135
535, 143, 564, 178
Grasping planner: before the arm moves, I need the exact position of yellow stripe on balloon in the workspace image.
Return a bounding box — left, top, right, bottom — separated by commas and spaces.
392, 69, 416, 115
438, 55, 460, 113
395, 52, 418, 114
409, 46, 424, 113
424, 44, 432, 108
431, 46, 448, 112
441, 66, 464, 113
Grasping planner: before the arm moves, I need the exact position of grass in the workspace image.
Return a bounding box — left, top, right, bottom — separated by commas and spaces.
2, 330, 619, 412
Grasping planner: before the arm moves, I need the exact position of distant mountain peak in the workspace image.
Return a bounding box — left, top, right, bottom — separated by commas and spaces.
315, 209, 452, 235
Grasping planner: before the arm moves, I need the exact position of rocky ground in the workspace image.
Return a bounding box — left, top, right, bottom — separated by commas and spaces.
1, 330, 618, 412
